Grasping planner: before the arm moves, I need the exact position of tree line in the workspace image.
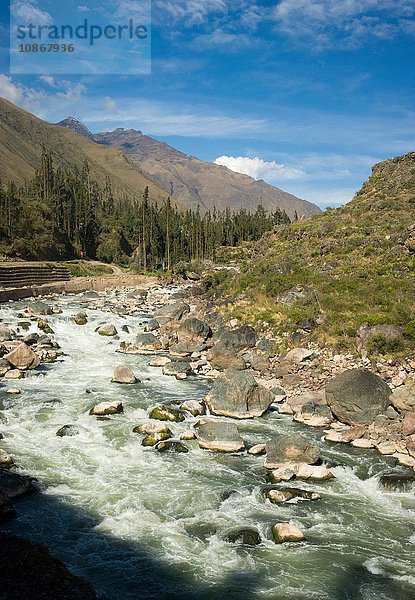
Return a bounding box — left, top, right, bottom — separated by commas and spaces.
0, 149, 291, 269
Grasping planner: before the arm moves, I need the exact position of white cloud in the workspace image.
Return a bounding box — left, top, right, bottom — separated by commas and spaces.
272, 0, 415, 48
191, 29, 255, 50
105, 96, 118, 113
0, 75, 86, 118
213, 155, 305, 181
39, 75, 57, 87
77, 5, 90, 12
11, 0, 53, 26
154, 0, 227, 25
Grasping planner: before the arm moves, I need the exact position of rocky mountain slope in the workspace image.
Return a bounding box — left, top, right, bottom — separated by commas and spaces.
0, 98, 172, 206
94, 128, 320, 218
213, 152, 415, 354
56, 116, 97, 142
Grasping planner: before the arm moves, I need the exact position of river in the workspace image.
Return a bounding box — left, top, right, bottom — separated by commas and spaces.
1, 288, 414, 600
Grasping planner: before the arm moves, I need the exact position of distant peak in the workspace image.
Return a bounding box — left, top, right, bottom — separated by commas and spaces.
55, 116, 97, 142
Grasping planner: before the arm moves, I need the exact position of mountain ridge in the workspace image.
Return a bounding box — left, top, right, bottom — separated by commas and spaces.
54, 115, 321, 218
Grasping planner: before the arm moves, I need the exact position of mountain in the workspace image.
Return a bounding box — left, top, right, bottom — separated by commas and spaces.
56, 116, 97, 142
0, 98, 172, 206
213, 152, 415, 353
94, 128, 320, 219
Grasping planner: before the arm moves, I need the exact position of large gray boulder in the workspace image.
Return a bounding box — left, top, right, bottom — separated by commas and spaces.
154, 302, 190, 324
207, 342, 246, 371
214, 326, 257, 352
204, 369, 274, 419
264, 434, 320, 469
111, 365, 138, 384
96, 323, 117, 337
171, 317, 211, 353
325, 368, 391, 425
196, 421, 245, 452
26, 301, 52, 316
390, 384, 415, 411
133, 333, 163, 353
0, 470, 37, 499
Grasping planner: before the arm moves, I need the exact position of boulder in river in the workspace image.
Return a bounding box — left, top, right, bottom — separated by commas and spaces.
155, 440, 189, 453
264, 434, 320, 469
272, 523, 305, 543
111, 365, 138, 385
130, 333, 163, 354
204, 369, 274, 419
180, 399, 206, 416
325, 368, 391, 425
162, 361, 192, 380
378, 472, 415, 492
0, 326, 13, 343
0, 358, 10, 377
4, 369, 24, 380
224, 527, 261, 546
171, 317, 212, 354
145, 318, 160, 332
74, 312, 88, 325
90, 401, 123, 416
149, 404, 185, 422
4, 343, 40, 370
56, 425, 80, 437
26, 301, 52, 316
96, 323, 117, 337
402, 412, 415, 436
0, 450, 14, 469
133, 420, 173, 446
266, 487, 321, 503
196, 420, 245, 452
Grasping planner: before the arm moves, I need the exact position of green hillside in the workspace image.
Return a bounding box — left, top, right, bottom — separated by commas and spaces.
213, 152, 415, 354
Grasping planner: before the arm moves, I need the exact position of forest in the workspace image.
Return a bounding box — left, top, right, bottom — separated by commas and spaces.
0, 150, 291, 269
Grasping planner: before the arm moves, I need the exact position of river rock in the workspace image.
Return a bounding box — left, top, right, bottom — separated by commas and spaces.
214, 326, 257, 351
149, 404, 185, 422
390, 384, 415, 411
111, 365, 138, 384
74, 312, 88, 325
171, 317, 212, 354
379, 472, 415, 492
204, 369, 274, 419
324, 425, 367, 444
281, 348, 314, 364
264, 434, 320, 469
266, 487, 321, 503
0, 326, 13, 343
248, 443, 266, 456
145, 318, 160, 332
180, 400, 206, 416
0, 470, 36, 499
351, 438, 375, 448
224, 528, 261, 546
132, 333, 163, 353
6, 388, 21, 395
180, 430, 196, 441
56, 425, 80, 437
272, 523, 305, 543
90, 401, 123, 416
155, 440, 189, 453
296, 464, 335, 481
96, 323, 117, 337
196, 421, 245, 452
4, 343, 40, 370
149, 356, 171, 367
23, 332, 40, 346
163, 361, 192, 379
154, 302, 190, 324
4, 369, 24, 380
402, 412, 415, 436
293, 401, 334, 427
133, 420, 172, 446
26, 301, 52, 316
207, 343, 246, 371
325, 368, 391, 425
0, 450, 14, 469
269, 466, 297, 483
357, 324, 404, 352
0, 359, 10, 377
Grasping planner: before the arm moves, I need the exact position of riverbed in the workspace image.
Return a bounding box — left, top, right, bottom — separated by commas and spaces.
1, 288, 415, 600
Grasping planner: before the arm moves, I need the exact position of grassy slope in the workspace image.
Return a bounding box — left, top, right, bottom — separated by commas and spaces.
215, 152, 415, 353
0, 97, 174, 206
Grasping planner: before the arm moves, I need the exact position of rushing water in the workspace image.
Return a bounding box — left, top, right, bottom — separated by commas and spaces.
1, 289, 415, 600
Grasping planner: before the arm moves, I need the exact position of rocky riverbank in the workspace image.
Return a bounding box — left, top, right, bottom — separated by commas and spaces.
1, 280, 415, 597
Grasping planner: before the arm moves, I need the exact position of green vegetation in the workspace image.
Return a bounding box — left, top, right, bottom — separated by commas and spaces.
0, 149, 290, 267
210, 153, 415, 354
60, 261, 114, 277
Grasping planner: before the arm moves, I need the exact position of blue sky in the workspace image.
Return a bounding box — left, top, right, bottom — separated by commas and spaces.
0, 0, 414, 208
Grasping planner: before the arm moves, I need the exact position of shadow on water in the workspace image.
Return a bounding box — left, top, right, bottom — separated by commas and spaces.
331, 563, 415, 600
1, 489, 262, 600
